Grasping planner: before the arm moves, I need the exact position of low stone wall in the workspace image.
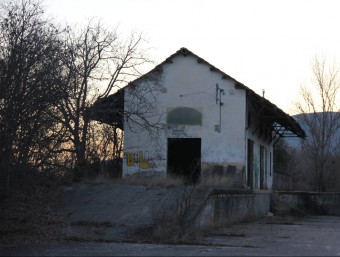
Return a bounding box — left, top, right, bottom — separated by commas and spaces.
271, 191, 340, 216
193, 190, 271, 230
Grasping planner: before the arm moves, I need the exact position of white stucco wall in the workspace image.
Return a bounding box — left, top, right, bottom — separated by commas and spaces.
122, 54, 248, 180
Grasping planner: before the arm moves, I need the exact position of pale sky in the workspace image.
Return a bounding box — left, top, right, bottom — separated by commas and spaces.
46, 0, 340, 114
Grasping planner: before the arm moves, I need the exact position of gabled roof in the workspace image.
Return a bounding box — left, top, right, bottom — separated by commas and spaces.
88, 47, 305, 139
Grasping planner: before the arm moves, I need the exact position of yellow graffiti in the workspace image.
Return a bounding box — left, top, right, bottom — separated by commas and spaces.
125, 151, 156, 169
139, 152, 150, 169
126, 153, 135, 166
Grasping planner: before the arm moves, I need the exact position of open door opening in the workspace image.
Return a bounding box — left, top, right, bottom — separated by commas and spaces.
260, 145, 268, 190
167, 138, 201, 183
247, 139, 254, 189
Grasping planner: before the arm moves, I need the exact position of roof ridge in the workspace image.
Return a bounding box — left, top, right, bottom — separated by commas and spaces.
93, 47, 305, 138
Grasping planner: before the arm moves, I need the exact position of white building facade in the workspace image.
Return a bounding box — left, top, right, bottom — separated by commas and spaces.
93, 48, 305, 190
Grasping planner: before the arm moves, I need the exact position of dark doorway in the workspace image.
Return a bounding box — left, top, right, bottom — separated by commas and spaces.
260, 145, 268, 190
167, 138, 201, 183
260, 145, 265, 190
247, 139, 254, 189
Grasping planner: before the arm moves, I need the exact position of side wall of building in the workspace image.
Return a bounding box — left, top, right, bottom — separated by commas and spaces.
245, 99, 274, 190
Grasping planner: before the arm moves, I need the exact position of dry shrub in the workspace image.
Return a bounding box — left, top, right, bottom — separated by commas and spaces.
150, 182, 204, 244
118, 171, 184, 187
80, 173, 117, 184
151, 206, 202, 244
81, 169, 240, 190
199, 175, 234, 188
119, 171, 236, 189
260, 214, 298, 225
79, 170, 185, 187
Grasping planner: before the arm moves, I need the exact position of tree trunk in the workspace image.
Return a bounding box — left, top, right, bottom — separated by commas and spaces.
73, 117, 89, 181
73, 138, 86, 181
1, 135, 14, 197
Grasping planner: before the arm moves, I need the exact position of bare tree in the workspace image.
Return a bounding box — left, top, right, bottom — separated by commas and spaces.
85, 121, 123, 177
55, 19, 151, 180
295, 56, 340, 191
87, 121, 123, 162
0, 0, 67, 196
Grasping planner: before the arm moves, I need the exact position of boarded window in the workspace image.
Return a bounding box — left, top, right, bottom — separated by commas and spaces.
167, 107, 202, 125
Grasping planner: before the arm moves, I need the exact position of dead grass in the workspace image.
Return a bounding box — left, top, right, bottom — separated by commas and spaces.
117, 172, 185, 188
80, 173, 118, 184
60, 172, 241, 245
119, 173, 235, 189
209, 230, 250, 237
70, 221, 115, 227
199, 175, 234, 188
121, 174, 205, 244
151, 219, 203, 244
80, 171, 185, 188
0, 178, 66, 245
79, 169, 239, 190
260, 215, 299, 225
125, 222, 203, 245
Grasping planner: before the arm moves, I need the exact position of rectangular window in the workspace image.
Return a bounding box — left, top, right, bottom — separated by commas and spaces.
247, 139, 254, 189
270, 152, 272, 176
260, 145, 267, 190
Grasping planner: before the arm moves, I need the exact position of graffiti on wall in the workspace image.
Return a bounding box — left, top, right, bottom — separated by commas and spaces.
125, 151, 163, 169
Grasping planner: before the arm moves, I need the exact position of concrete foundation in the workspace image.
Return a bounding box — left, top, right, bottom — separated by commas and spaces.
193, 190, 271, 230
56, 184, 272, 240
271, 191, 340, 215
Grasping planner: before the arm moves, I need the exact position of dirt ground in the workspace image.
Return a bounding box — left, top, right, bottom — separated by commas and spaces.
1, 216, 340, 256
0, 180, 65, 245
0, 182, 209, 245
2, 182, 340, 256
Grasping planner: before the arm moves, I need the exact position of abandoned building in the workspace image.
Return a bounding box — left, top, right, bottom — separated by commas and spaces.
90, 47, 305, 189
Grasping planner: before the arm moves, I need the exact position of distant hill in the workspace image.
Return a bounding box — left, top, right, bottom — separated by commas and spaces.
284, 112, 340, 149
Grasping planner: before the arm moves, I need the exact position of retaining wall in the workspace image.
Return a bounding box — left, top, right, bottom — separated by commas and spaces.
193, 190, 271, 229
271, 191, 340, 215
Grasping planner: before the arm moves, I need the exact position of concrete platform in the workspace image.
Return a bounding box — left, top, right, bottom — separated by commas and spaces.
55, 183, 188, 241
54, 183, 270, 241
